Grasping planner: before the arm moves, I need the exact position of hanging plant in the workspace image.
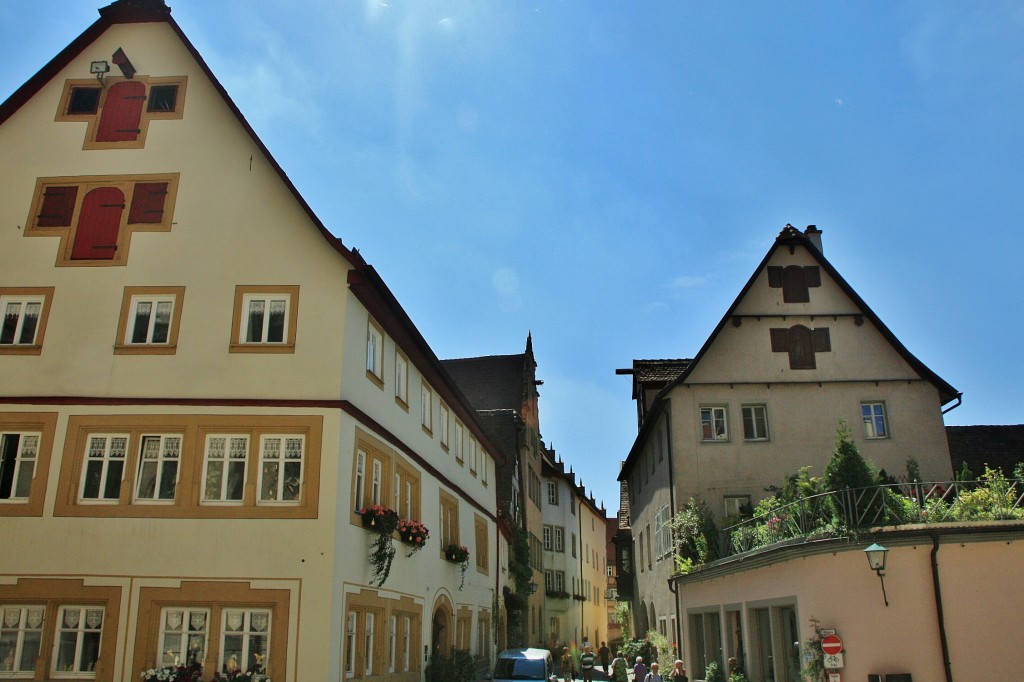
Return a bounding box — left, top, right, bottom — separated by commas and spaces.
361, 505, 400, 586
444, 543, 471, 590
398, 518, 430, 556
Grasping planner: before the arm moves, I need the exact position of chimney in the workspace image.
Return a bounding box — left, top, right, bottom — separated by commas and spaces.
804, 225, 823, 253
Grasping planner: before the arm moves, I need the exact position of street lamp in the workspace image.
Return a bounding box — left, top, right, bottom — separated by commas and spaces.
864, 543, 889, 607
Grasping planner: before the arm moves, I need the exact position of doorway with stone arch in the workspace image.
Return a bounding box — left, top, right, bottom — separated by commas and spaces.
431, 593, 454, 656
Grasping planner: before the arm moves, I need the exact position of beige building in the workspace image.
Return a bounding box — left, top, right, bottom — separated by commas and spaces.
616, 225, 960, 655
677, 523, 1024, 681
539, 451, 608, 651
0, 2, 503, 681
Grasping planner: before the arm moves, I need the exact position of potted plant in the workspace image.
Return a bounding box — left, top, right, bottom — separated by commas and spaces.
398, 518, 429, 554
139, 662, 204, 681
444, 543, 471, 590
360, 504, 400, 586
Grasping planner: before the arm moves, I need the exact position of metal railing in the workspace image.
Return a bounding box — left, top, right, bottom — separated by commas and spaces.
719, 478, 1024, 559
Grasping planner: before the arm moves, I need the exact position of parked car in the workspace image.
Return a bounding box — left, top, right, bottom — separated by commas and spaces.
488, 647, 556, 681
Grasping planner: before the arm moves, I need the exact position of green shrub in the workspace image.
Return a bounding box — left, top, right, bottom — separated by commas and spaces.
669, 497, 719, 570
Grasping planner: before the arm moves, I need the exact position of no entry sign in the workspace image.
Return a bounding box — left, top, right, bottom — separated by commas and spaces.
821, 635, 843, 656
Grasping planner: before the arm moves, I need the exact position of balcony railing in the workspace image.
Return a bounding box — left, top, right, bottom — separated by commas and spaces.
719, 478, 1024, 560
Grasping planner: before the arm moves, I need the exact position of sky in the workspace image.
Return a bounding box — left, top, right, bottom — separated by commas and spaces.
2, 1, 1022, 514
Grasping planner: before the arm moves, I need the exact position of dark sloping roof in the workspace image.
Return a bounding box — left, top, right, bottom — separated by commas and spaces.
946, 425, 1024, 476
440, 355, 526, 412
632, 359, 691, 384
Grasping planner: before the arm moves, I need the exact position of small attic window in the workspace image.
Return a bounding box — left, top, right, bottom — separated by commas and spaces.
147, 84, 179, 112
67, 86, 101, 115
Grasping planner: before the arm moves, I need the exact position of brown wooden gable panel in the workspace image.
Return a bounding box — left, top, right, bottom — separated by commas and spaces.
804, 265, 821, 287
766, 266, 783, 288
812, 327, 831, 352
36, 186, 78, 227
769, 328, 788, 352
128, 182, 168, 224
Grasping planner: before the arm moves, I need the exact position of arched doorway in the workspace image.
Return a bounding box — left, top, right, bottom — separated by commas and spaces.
431, 594, 454, 656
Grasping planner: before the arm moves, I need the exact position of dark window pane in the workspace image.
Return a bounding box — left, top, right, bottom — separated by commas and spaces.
147, 84, 179, 112
132, 302, 152, 343
68, 87, 101, 114
0, 434, 18, 498
103, 461, 124, 499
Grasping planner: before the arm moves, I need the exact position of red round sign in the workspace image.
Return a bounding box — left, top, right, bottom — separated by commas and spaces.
821, 635, 843, 655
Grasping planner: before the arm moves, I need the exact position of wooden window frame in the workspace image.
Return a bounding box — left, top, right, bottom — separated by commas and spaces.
132, 581, 288, 682
366, 319, 384, 387
438, 403, 450, 450
0, 579, 121, 682
420, 383, 433, 435
439, 490, 460, 554
343, 590, 421, 680
55, 76, 188, 150
394, 352, 409, 409
474, 516, 488, 574
114, 286, 185, 355
0, 288, 55, 355
24, 174, 179, 267
741, 404, 770, 442
229, 286, 299, 354
861, 401, 890, 440
699, 405, 729, 443
55, 414, 321, 519
0, 413, 57, 517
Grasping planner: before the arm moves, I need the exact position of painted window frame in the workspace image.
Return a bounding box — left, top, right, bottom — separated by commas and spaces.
256, 435, 305, 505
229, 286, 299, 354
394, 352, 409, 408
861, 401, 889, 439
201, 434, 250, 505
156, 607, 210, 668
0, 604, 45, 675
51, 604, 105, 677
114, 286, 185, 354
0, 288, 55, 355
366, 319, 384, 386
58, 415, 321, 519
699, 406, 729, 442
420, 383, 433, 434
741, 404, 770, 442
474, 515, 489, 574
218, 608, 271, 677
133, 433, 183, 504
439, 490, 460, 554
438, 403, 450, 450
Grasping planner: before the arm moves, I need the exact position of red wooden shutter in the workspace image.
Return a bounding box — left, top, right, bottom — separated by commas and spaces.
96, 81, 146, 142
128, 182, 168, 224
766, 266, 783, 288
71, 187, 124, 260
812, 327, 831, 352
37, 186, 79, 227
769, 328, 789, 352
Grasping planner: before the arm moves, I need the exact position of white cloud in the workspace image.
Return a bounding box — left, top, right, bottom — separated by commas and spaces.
668, 274, 706, 289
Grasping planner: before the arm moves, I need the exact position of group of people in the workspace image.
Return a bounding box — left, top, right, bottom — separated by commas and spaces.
558, 643, 687, 682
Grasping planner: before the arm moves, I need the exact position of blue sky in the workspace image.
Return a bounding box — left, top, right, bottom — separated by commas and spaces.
3, 1, 1022, 512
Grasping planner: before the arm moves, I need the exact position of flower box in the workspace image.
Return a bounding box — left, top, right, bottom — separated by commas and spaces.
398, 518, 430, 548
360, 504, 399, 534
444, 544, 470, 563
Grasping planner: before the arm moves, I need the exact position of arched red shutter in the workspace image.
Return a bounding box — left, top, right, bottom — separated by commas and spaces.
96, 81, 146, 142
71, 187, 124, 260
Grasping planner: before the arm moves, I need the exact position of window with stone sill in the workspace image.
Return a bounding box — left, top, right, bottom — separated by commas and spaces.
0, 289, 53, 355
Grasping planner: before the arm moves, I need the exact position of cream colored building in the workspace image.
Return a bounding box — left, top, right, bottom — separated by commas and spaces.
617, 225, 959, 654
0, 2, 502, 681
540, 453, 608, 651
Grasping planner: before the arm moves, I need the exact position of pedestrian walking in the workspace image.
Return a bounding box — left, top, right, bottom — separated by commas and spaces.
598, 642, 610, 672
643, 662, 664, 682
609, 651, 629, 682
633, 656, 648, 682
579, 646, 596, 682
668, 660, 688, 682
559, 646, 576, 682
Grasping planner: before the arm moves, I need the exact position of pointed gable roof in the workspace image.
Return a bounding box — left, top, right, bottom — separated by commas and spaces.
662, 225, 960, 404
0, 0, 360, 271
619, 224, 961, 482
